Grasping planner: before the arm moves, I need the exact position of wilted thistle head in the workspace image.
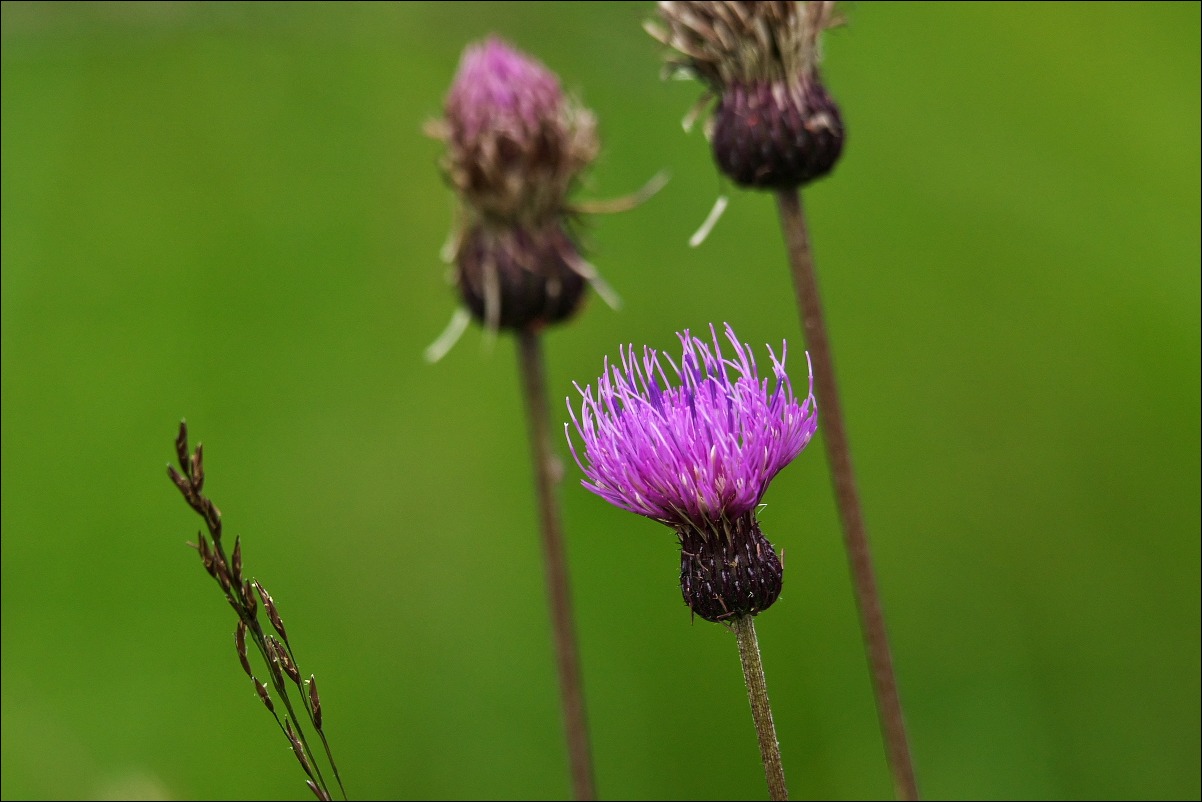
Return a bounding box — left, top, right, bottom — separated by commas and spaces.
429, 36, 603, 334
647, 1, 845, 190
566, 323, 818, 622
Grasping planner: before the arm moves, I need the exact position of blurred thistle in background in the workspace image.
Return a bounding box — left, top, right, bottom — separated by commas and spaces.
648, 2, 919, 797
647, 0, 845, 190
425, 35, 616, 358
426, 35, 611, 800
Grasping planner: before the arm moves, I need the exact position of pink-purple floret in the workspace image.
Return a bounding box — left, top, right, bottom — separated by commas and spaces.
447, 37, 563, 142
567, 323, 817, 530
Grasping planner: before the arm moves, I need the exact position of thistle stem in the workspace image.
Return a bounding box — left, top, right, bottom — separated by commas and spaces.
732, 615, 788, 802
515, 328, 597, 801
775, 188, 919, 801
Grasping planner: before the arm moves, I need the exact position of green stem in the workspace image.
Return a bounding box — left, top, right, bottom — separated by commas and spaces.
775, 188, 919, 801
732, 615, 788, 802
515, 328, 597, 801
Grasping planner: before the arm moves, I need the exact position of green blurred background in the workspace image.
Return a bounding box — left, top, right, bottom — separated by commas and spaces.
2, 2, 1198, 799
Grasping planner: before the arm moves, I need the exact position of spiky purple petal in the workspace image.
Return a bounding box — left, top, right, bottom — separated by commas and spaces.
567, 323, 817, 533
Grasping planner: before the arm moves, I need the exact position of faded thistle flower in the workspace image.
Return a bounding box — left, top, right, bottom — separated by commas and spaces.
566, 323, 817, 622
427, 36, 609, 341
647, 1, 845, 190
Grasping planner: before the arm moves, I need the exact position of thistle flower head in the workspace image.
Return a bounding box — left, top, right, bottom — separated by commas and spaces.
566, 324, 817, 621
647, 1, 845, 189
436, 36, 599, 227
568, 322, 816, 532
426, 37, 615, 342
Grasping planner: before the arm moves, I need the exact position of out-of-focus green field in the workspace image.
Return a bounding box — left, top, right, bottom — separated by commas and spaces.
3, 2, 1198, 799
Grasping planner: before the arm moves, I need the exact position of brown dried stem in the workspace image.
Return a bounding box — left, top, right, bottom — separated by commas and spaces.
515, 330, 597, 801
774, 190, 919, 800
167, 420, 347, 801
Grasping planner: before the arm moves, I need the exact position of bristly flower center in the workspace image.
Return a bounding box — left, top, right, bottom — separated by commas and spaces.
678, 510, 783, 622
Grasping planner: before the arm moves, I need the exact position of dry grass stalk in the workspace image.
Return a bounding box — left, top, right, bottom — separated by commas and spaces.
167, 420, 347, 801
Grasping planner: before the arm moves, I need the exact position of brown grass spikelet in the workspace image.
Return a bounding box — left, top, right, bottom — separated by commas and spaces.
165, 420, 346, 800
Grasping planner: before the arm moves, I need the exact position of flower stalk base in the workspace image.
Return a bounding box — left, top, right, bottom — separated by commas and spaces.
733, 614, 788, 801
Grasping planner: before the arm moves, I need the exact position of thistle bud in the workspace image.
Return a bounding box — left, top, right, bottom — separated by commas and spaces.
649, 1, 845, 189
439, 36, 598, 227
429, 36, 607, 336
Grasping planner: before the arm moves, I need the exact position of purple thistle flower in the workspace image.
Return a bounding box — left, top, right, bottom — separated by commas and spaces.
566, 323, 817, 621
